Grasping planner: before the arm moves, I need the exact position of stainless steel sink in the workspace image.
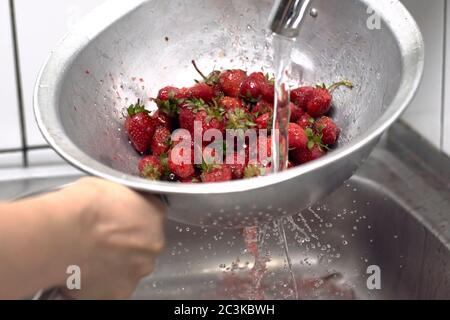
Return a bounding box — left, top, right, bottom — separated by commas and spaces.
3, 123, 450, 300
132, 124, 450, 300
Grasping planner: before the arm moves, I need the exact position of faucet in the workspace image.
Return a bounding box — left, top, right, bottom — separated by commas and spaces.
269, 0, 312, 38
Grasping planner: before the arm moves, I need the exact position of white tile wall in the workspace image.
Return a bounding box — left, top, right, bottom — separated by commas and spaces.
0, 1, 22, 152
444, 1, 450, 156
14, 0, 106, 147
28, 149, 64, 167
1, 0, 449, 170
0, 153, 22, 170
401, 0, 446, 149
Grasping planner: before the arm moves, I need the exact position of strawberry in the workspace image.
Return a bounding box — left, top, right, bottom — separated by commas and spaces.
248, 135, 272, 164
291, 86, 315, 111
291, 145, 325, 164
288, 123, 308, 150
261, 82, 275, 103
228, 152, 246, 180
252, 100, 273, 117
194, 107, 225, 137
125, 101, 155, 153
178, 105, 197, 134
306, 81, 353, 118
168, 147, 195, 179
219, 69, 247, 97
240, 72, 267, 102
297, 113, 315, 129
138, 155, 163, 180
156, 87, 186, 117
225, 107, 255, 131
258, 135, 273, 159
188, 83, 216, 102
244, 162, 272, 178
201, 164, 233, 183
261, 74, 275, 103
180, 176, 201, 183
306, 86, 332, 118
255, 112, 272, 130
157, 86, 180, 101
151, 126, 172, 156
289, 102, 304, 123
178, 99, 206, 134
152, 109, 174, 130
315, 116, 340, 146
219, 96, 244, 112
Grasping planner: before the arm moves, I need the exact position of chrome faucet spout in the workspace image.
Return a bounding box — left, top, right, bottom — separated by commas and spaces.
269, 0, 312, 38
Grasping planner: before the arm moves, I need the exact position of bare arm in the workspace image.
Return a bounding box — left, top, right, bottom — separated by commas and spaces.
0, 178, 166, 300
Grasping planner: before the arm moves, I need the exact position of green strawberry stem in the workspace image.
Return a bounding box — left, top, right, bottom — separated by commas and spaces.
192, 60, 208, 81
127, 99, 148, 116
328, 80, 354, 92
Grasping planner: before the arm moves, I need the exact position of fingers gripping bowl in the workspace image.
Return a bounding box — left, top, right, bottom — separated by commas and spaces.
34, 0, 424, 228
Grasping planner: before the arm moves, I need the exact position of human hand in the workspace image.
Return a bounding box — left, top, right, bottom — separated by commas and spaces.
57, 177, 166, 300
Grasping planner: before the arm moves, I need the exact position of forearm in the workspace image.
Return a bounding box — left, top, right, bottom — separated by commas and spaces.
0, 191, 85, 299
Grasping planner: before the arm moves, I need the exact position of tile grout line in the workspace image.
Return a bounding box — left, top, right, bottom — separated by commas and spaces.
0, 145, 50, 155
440, 0, 448, 150
8, 0, 28, 168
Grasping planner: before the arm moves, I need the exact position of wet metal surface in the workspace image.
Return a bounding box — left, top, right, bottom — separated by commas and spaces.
3, 123, 449, 300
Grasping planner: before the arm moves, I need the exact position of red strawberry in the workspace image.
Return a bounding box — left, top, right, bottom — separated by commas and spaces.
138, 155, 163, 180
177, 87, 191, 99
252, 100, 273, 117
156, 87, 185, 117
194, 108, 225, 137
219, 70, 247, 97
255, 112, 272, 130
188, 83, 216, 102
219, 96, 244, 111
157, 86, 180, 101
261, 83, 275, 103
289, 102, 304, 123
291, 145, 325, 164
306, 87, 332, 118
240, 72, 267, 102
248, 135, 272, 164
168, 148, 195, 179
315, 116, 340, 146
291, 86, 315, 111
227, 152, 246, 180
152, 110, 174, 130
306, 81, 353, 118
201, 164, 233, 183
297, 113, 315, 130
258, 135, 273, 159
180, 176, 201, 183
178, 104, 197, 134
288, 123, 308, 150
244, 162, 272, 178
125, 101, 155, 153
225, 107, 255, 130
151, 126, 172, 156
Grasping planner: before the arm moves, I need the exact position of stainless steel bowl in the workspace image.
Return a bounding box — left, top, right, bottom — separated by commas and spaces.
34, 0, 424, 228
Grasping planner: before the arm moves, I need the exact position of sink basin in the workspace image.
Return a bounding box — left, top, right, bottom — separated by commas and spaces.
21, 123, 449, 300
132, 170, 449, 300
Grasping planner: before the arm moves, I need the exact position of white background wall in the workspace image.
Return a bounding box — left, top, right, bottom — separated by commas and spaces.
0, 0, 449, 169
401, 0, 446, 150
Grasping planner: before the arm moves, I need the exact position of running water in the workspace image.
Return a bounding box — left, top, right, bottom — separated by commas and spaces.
271, 34, 295, 172
271, 34, 300, 300
241, 34, 299, 300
